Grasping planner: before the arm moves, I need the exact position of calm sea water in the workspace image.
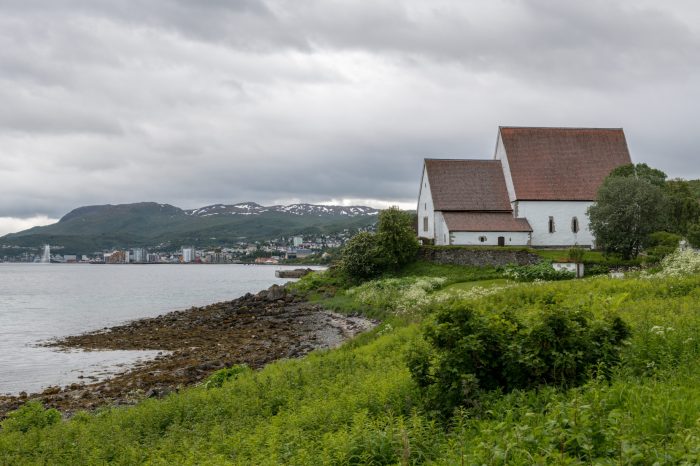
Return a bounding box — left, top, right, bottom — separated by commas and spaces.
0, 263, 321, 395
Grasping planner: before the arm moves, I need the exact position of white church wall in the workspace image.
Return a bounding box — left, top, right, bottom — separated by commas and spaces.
494, 132, 517, 203
450, 231, 531, 246
417, 166, 436, 241
516, 201, 594, 247
434, 211, 450, 245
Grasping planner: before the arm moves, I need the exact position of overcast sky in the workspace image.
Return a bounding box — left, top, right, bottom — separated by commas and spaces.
1, 0, 699, 235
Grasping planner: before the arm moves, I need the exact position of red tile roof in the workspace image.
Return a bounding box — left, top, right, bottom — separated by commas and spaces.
499, 127, 632, 201
425, 159, 512, 211
443, 212, 532, 232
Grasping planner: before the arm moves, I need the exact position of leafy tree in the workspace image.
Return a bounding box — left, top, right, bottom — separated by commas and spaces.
664, 179, 700, 234
588, 176, 668, 259
339, 232, 388, 280
609, 163, 667, 187
340, 207, 419, 279
376, 207, 420, 271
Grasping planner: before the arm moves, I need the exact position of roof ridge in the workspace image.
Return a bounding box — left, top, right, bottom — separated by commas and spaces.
424, 158, 500, 162
499, 126, 624, 131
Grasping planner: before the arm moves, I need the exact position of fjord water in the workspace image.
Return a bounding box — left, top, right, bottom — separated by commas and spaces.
0, 263, 318, 395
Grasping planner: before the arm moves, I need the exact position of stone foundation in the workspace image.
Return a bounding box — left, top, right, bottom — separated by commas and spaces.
418, 246, 541, 267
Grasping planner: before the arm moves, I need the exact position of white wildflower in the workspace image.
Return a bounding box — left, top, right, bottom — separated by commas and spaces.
657, 248, 700, 278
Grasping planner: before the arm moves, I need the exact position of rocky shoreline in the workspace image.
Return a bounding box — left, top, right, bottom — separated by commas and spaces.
0, 285, 375, 418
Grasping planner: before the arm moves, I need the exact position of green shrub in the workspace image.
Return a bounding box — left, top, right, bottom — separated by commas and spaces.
1, 401, 61, 433
688, 221, 700, 249
503, 262, 574, 282
585, 264, 610, 276
287, 267, 352, 296
645, 231, 682, 263
202, 365, 251, 389
647, 231, 682, 248
408, 304, 630, 418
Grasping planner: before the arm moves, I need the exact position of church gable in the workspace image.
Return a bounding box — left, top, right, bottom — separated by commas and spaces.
498, 127, 632, 201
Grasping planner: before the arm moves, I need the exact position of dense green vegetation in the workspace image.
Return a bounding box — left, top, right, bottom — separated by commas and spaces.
4, 248, 700, 463
589, 163, 700, 259
339, 208, 418, 279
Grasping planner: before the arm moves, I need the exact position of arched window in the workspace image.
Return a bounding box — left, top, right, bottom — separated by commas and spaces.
571, 217, 579, 233
479, 236, 487, 243
548, 216, 555, 234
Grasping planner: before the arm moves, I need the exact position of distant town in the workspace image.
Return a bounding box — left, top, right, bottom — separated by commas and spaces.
0, 230, 371, 264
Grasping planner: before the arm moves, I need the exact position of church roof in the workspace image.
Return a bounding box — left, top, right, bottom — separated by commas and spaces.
443, 212, 532, 232
424, 159, 512, 211
498, 127, 632, 201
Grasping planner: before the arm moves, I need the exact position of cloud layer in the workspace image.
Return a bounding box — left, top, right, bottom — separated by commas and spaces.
1, 0, 699, 232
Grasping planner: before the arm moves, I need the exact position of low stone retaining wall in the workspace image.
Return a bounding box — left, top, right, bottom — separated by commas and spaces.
418, 246, 541, 267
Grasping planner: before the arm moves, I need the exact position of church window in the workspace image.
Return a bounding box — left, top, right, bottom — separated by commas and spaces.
479, 236, 487, 243
548, 216, 555, 233
571, 217, 579, 233
423, 216, 429, 232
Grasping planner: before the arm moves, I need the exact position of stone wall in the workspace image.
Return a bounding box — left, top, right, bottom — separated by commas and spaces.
418, 246, 541, 267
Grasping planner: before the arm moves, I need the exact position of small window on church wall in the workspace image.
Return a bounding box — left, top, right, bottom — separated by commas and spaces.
571, 217, 579, 233
548, 216, 555, 233
423, 216, 429, 232
479, 236, 487, 243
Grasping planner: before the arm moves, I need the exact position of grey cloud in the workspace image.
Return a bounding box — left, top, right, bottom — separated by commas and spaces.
0, 0, 699, 224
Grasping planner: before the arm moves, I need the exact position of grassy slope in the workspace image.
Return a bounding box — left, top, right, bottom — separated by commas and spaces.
3, 267, 700, 463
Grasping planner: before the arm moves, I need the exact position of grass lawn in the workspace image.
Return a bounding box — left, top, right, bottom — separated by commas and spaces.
439, 278, 510, 295
533, 248, 607, 263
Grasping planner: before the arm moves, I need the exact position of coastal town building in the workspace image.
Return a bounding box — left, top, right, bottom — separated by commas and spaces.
181, 247, 194, 263
417, 127, 633, 247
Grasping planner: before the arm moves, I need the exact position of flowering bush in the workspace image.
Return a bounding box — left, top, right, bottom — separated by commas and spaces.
433, 284, 519, 304
503, 261, 575, 282
657, 248, 700, 278
346, 276, 446, 314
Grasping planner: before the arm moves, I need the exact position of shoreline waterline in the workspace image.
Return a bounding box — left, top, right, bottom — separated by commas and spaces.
0, 283, 374, 418
0, 263, 325, 396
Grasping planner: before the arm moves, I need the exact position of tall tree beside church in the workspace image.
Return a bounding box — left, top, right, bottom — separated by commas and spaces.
605, 163, 700, 236
588, 176, 668, 259
608, 163, 668, 187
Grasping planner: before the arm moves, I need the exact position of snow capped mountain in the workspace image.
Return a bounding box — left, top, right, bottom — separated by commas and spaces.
185, 203, 379, 218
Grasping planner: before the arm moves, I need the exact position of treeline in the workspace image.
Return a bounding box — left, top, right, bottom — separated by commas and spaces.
588, 163, 700, 259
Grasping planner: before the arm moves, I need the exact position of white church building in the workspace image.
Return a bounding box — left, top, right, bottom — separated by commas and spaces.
417, 127, 632, 248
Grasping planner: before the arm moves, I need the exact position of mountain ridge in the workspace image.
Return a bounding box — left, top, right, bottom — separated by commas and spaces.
1, 201, 381, 254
